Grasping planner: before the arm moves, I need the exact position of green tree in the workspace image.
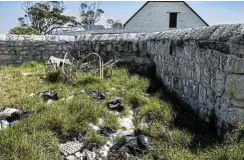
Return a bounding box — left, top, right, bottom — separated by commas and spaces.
111, 20, 123, 28
18, 1, 79, 35
106, 19, 123, 28
9, 26, 41, 35
79, 2, 104, 25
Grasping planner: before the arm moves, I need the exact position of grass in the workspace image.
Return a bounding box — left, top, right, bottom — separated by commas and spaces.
1, 62, 244, 160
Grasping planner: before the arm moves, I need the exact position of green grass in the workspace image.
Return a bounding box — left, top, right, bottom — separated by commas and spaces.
1, 62, 244, 160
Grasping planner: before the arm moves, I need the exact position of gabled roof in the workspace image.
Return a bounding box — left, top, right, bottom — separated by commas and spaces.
123, 1, 209, 27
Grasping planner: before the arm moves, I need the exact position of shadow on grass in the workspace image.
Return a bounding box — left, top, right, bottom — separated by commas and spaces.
118, 62, 225, 150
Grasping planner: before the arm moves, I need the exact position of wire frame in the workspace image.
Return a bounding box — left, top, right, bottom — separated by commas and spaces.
44, 63, 58, 75
62, 52, 79, 85
79, 52, 103, 79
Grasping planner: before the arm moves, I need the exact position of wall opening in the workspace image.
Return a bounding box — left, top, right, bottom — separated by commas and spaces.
169, 13, 177, 28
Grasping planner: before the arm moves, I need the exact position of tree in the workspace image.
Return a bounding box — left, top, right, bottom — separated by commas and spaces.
111, 20, 123, 28
106, 19, 123, 28
106, 19, 114, 28
18, 1, 79, 35
79, 2, 104, 25
9, 26, 41, 35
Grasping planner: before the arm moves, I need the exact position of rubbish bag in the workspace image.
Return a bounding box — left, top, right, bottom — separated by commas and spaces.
36, 91, 58, 101
100, 127, 115, 138
109, 135, 149, 157
107, 99, 124, 112
87, 90, 108, 100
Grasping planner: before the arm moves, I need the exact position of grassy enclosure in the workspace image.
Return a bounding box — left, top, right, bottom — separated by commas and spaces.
0, 62, 244, 160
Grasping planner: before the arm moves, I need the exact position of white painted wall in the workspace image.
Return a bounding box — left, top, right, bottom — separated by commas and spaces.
124, 2, 207, 33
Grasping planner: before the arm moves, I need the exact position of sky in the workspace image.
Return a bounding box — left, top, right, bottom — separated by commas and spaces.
1, 1, 244, 34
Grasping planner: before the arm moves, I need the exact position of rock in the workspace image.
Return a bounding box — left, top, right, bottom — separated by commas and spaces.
83, 149, 96, 160
66, 155, 75, 160
141, 116, 152, 128
74, 151, 84, 158
46, 99, 54, 105
0, 120, 9, 129
88, 123, 100, 132
118, 111, 134, 131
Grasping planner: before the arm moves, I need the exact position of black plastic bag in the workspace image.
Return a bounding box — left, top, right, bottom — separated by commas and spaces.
36, 91, 58, 101
110, 135, 149, 157
87, 90, 108, 100
107, 99, 124, 112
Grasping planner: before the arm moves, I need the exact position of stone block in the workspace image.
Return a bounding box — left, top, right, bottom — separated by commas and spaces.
0, 55, 11, 60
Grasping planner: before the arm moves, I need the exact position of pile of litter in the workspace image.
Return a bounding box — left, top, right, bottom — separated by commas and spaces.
30, 88, 150, 159
59, 103, 149, 160
0, 107, 35, 130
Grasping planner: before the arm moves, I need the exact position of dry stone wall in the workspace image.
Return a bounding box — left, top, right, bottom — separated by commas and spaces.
1, 24, 244, 128
148, 24, 244, 128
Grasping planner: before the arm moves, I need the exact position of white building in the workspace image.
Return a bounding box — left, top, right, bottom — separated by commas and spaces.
124, 1, 208, 33
58, 1, 208, 35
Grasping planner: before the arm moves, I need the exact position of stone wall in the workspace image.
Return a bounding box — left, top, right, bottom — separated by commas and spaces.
0, 33, 154, 67
148, 24, 244, 128
1, 24, 244, 128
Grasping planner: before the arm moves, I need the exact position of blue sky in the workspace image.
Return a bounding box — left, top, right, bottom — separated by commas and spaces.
1, 1, 244, 34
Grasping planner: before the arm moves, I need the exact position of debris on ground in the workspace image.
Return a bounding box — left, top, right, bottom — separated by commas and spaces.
141, 115, 153, 128
22, 72, 32, 77
87, 90, 109, 100
0, 120, 10, 130
59, 140, 83, 156
117, 111, 135, 136
102, 111, 135, 140
36, 91, 58, 101
0, 107, 35, 130
78, 90, 86, 94
100, 127, 115, 139
46, 99, 54, 105
0, 108, 21, 117
66, 95, 74, 101
88, 123, 100, 132
59, 141, 97, 160
107, 99, 124, 112
96, 141, 114, 158
110, 135, 149, 157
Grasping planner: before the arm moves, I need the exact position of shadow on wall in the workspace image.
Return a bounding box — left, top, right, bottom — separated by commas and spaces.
122, 63, 226, 149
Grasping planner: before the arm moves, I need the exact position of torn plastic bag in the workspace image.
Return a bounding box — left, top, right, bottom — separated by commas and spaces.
107, 99, 124, 112
36, 91, 58, 101
87, 90, 108, 100
5, 110, 35, 122
110, 135, 149, 157
0, 108, 36, 123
